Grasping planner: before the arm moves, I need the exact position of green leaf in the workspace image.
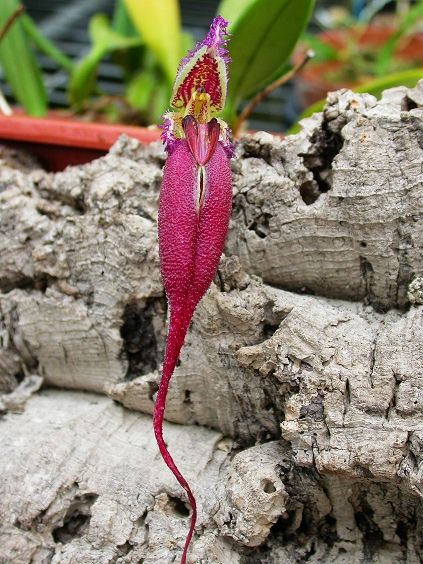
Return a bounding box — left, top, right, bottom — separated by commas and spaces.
68, 13, 142, 107
150, 80, 172, 123
0, 0, 47, 116
90, 13, 143, 51
221, 0, 314, 113
21, 13, 74, 72
354, 68, 423, 99
123, 0, 181, 86
112, 0, 138, 37
68, 47, 103, 107
290, 68, 423, 134
180, 31, 195, 60
126, 70, 157, 111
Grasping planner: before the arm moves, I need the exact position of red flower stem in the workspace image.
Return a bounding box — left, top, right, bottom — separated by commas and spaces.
153, 312, 197, 564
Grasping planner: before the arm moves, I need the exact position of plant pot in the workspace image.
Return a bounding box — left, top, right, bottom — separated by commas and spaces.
295, 26, 423, 108
0, 112, 162, 172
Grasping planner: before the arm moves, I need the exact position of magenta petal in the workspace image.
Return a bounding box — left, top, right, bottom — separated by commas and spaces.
206, 119, 221, 163
159, 141, 198, 306
182, 115, 199, 163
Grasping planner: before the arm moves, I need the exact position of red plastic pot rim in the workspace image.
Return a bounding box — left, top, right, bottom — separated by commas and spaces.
0, 113, 162, 150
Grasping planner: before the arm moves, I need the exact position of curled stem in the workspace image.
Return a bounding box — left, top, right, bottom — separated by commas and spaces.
0, 4, 25, 43
153, 312, 197, 564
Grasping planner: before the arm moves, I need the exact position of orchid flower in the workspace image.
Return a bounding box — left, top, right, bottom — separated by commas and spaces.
154, 16, 233, 564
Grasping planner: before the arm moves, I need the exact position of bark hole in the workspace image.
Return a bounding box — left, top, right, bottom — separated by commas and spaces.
299, 180, 321, 205
318, 515, 339, 547
120, 298, 167, 380
261, 479, 277, 494
136, 510, 148, 528
0, 273, 52, 294
299, 393, 325, 422
354, 499, 385, 561
262, 323, 280, 339
402, 96, 418, 111
360, 256, 375, 303
183, 390, 192, 404
167, 495, 190, 518
117, 540, 133, 556
147, 381, 159, 402
248, 213, 272, 239
52, 493, 98, 544
301, 122, 344, 196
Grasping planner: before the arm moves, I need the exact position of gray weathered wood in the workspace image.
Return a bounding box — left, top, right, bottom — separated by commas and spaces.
1, 83, 423, 562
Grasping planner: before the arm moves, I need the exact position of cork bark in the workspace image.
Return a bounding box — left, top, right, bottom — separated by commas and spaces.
1, 83, 423, 563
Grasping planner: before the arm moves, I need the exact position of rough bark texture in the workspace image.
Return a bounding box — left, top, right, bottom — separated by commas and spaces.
1, 84, 423, 563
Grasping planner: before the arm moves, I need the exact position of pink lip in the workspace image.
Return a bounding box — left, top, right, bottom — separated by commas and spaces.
183, 115, 220, 166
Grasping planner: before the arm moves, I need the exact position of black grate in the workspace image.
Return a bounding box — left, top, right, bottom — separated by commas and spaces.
0, 0, 307, 132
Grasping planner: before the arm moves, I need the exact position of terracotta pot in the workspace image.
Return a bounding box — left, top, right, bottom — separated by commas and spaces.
0, 112, 162, 172
295, 26, 423, 107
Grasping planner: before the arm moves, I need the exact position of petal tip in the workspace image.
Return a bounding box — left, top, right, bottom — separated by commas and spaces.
204, 16, 231, 64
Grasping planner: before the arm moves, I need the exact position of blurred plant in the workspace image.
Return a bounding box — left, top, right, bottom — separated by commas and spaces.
0, 5, 22, 115
0, 0, 315, 130
68, 14, 143, 110
70, 0, 315, 130
375, 0, 423, 76
300, 0, 423, 91
291, 0, 423, 132
0, 0, 192, 122
0, 0, 73, 116
218, 0, 315, 133
315, 0, 414, 27
69, 0, 193, 124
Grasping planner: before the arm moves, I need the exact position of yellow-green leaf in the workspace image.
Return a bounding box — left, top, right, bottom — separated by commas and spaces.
126, 70, 156, 110
218, 0, 253, 25
123, 0, 181, 85
0, 0, 47, 116
68, 14, 142, 107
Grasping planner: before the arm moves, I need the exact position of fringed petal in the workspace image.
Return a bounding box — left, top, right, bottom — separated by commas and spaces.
170, 16, 230, 113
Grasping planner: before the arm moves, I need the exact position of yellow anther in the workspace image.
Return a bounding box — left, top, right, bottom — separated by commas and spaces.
184, 90, 212, 124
